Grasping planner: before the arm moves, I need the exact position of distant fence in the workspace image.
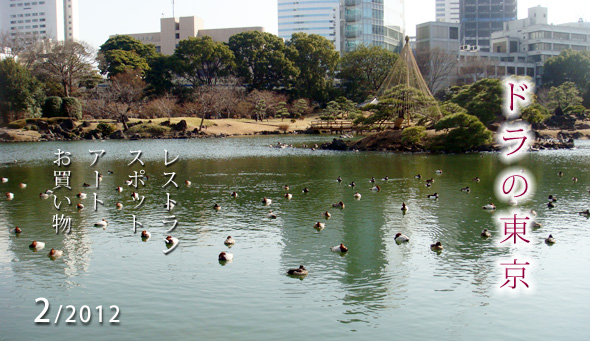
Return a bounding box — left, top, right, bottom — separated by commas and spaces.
308, 120, 400, 134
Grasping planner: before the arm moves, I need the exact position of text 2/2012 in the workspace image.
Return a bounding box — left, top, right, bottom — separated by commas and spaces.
35, 298, 120, 324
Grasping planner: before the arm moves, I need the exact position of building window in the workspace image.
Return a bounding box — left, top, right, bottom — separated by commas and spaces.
175, 33, 180, 39
449, 27, 458, 39
175, 23, 180, 30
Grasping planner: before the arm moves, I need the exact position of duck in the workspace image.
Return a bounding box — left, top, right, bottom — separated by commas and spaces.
354, 192, 361, 199
262, 197, 272, 205
578, 209, 590, 217
214, 203, 221, 211
6, 192, 14, 200
547, 201, 555, 208
481, 229, 492, 238
323, 211, 331, 219
426, 178, 435, 184
382, 176, 389, 181
185, 180, 191, 186
224, 236, 235, 245
1, 177, 7, 182
141, 230, 151, 239
267, 211, 277, 219
572, 177, 578, 183
164, 236, 178, 247
47, 248, 64, 259
430, 241, 444, 251
461, 187, 470, 192
415, 174, 421, 179
508, 197, 518, 206
395, 233, 410, 243
18, 183, 26, 188
370, 177, 376, 183
331, 243, 348, 253
231, 191, 238, 198
472, 177, 481, 183
332, 201, 345, 209
370, 185, 381, 192
116, 202, 123, 209
218, 252, 233, 261
94, 219, 108, 227
107, 170, 114, 174
482, 203, 496, 210
116, 186, 123, 192
435, 169, 443, 174
427, 193, 439, 199
131, 192, 139, 200
39, 192, 49, 199
10, 226, 22, 234
77, 192, 87, 199
82, 183, 91, 187
348, 181, 356, 188
76, 203, 84, 209
545, 234, 556, 244
29, 241, 45, 250
529, 209, 537, 217
401, 202, 409, 212
548, 195, 557, 202
531, 221, 542, 228
283, 185, 290, 191
314, 221, 325, 230
558, 171, 564, 177
302, 187, 310, 193
337, 176, 343, 183
284, 193, 293, 200
287, 265, 308, 276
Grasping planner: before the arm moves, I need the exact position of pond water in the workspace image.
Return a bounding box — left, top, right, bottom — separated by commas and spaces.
1, 136, 590, 340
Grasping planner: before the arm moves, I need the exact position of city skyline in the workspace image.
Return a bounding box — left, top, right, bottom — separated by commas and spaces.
2, 0, 589, 49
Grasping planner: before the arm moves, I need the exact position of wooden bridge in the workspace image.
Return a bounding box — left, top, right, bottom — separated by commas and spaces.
308, 120, 402, 134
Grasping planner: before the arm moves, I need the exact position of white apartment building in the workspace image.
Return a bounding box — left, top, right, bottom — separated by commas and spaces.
123, 16, 264, 55
435, 0, 459, 23
0, 0, 78, 41
277, 0, 340, 51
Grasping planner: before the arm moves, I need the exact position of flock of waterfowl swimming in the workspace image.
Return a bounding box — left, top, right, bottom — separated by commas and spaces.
2, 165, 586, 275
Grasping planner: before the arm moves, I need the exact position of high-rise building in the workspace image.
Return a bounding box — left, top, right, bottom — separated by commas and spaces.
278, 0, 340, 50
0, 0, 78, 41
460, 0, 516, 52
278, 0, 405, 54
342, 0, 405, 53
435, 0, 460, 23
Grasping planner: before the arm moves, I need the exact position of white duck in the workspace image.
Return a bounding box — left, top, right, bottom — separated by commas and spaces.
77, 192, 87, 199
267, 211, 277, 219
331, 243, 349, 252
284, 193, 293, 200
1, 177, 7, 183
48, 248, 64, 259
218, 252, 234, 261
6, 192, 14, 200
262, 197, 272, 205
116, 186, 123, 192
94, 219, 108, 227
395, 233, 410, 243
116, 202, 123, 209
508, 197, 518, 206
354, 192, 361, 199
314, 221, 325, 230
401, 202, 409, 212
39, 192, 49, 199
19, 183, 26, 188
224, 236, 236, 245
545, 234, 556, 244
482, 203, 496, 210
231, 191, 238, 198
29, 241, 45, 251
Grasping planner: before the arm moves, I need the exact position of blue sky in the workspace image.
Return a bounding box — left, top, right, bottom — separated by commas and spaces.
79, 0, 590, 49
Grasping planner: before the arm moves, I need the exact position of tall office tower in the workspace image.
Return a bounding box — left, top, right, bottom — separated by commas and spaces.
0, 0, 79, 41
278, 0, 341, 51
460, 0, 516, 52
342, 0, 405, 53
435, 0, 460, 23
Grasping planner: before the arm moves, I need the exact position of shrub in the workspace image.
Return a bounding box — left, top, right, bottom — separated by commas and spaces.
278, 124, 290, 133
432, 113, 493, 152
521, 103, 550, 124
61, 97, 82, 120
128, 123, 170, 137
42, 96, 63, 118
96, 122, 115, 136
401, 126, 426, 146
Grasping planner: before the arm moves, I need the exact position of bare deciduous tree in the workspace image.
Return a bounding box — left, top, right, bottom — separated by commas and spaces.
415, 47, 458, 93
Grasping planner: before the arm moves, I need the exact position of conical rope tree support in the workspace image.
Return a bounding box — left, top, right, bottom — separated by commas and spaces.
376, 36, 442, 128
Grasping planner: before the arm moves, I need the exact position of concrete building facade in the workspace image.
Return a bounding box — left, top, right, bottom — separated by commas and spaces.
0, 0, 78, 41
435, 0, 460, 23
460, 0, 516, 52
124, 16, 264, 55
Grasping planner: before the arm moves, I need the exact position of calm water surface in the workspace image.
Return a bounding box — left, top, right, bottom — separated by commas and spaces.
1, 136, 590, 340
